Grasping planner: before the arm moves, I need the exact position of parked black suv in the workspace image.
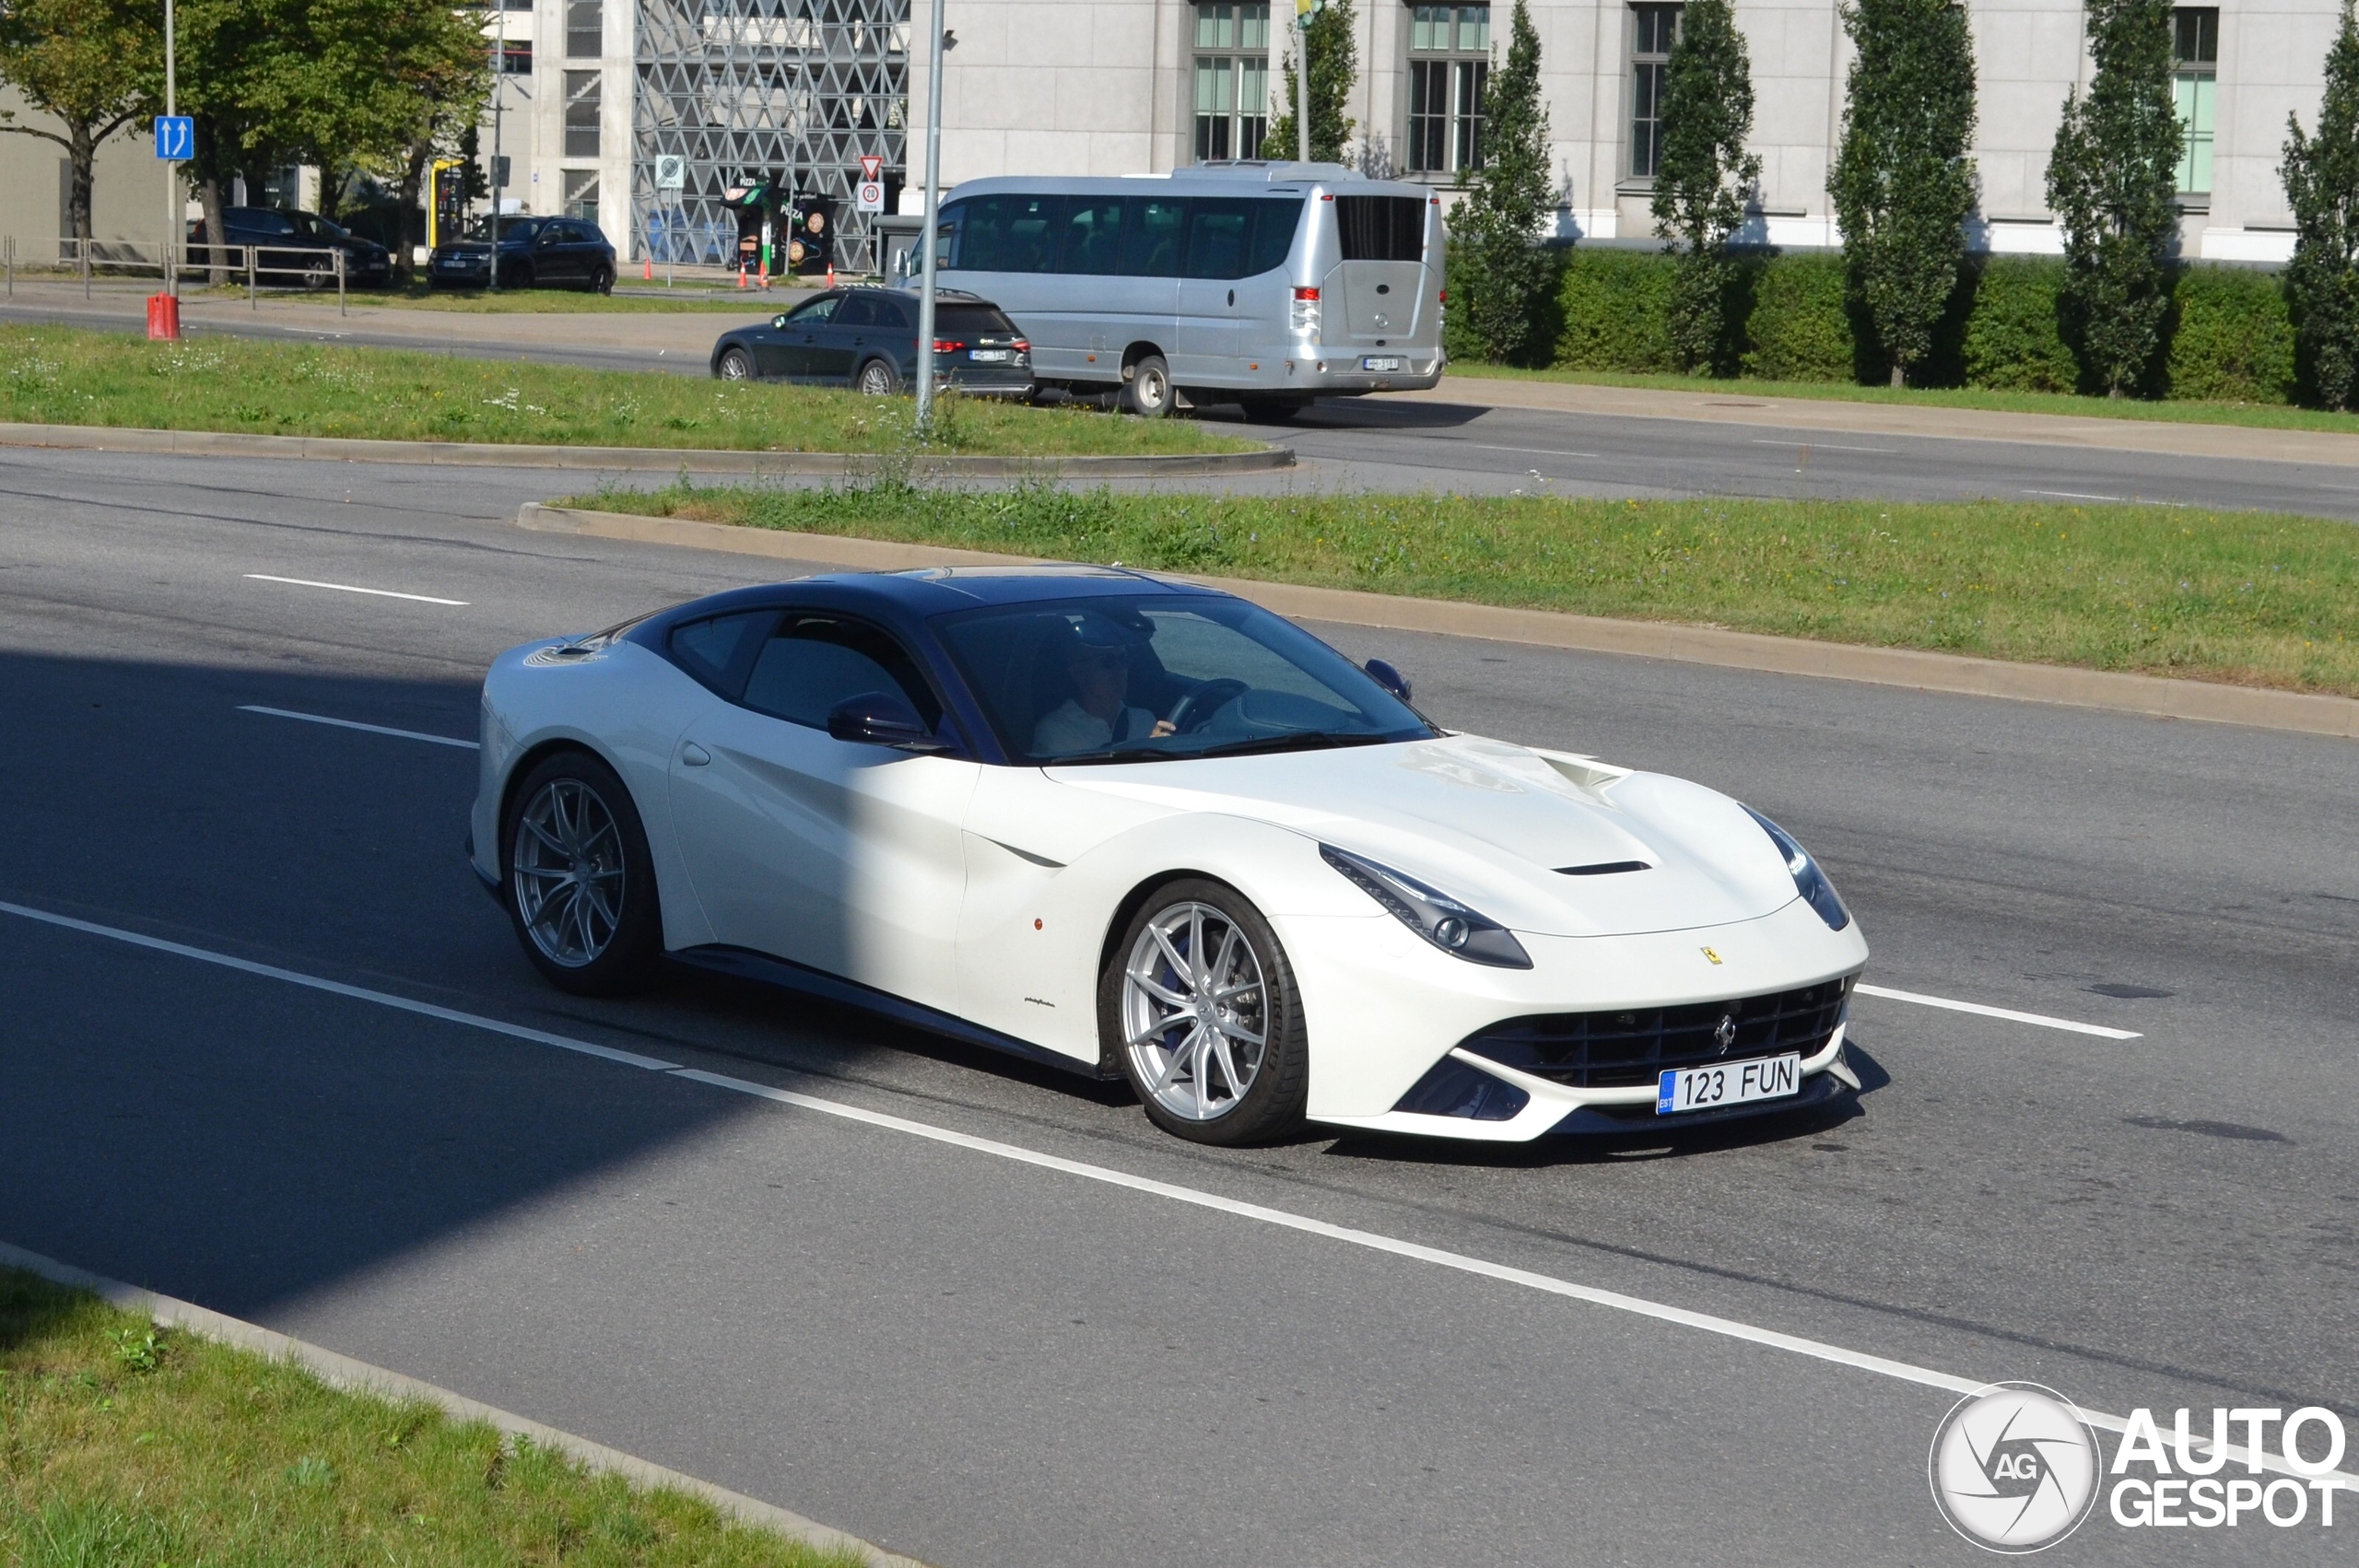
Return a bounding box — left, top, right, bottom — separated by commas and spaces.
708, 287, 1033, 396
189, 207, 392, 287
427, 216, 616, 292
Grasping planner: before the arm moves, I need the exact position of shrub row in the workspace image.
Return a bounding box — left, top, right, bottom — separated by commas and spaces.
1464, 247, 2298, 403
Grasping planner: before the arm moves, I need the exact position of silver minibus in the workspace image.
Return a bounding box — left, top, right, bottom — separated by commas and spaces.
912, 161, 1446, 419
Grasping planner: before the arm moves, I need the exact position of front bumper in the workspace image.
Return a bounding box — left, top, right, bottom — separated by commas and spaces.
1277, 897, 1871, 1141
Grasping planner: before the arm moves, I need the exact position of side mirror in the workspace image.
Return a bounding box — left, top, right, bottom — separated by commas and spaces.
771, 314, 792, 329
1364, 658, 1412, 702
826, 691, 945, 751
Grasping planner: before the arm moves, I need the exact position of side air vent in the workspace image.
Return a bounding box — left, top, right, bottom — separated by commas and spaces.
1555, 860, 1649, 876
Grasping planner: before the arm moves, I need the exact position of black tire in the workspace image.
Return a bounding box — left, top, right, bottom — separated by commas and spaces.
501, 750, 663, 996
1238, 397, 1304, 425
1118, 353, 1172, 418
716, 346, 754, 381
588, 263, 615, 295
854, 356, 901, 396
1100, 877, 1309, 1145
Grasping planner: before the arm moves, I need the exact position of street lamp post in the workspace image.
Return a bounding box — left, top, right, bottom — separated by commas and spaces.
912, 0, 946, 427
163, 0, 176, 298
489, 10, 503, 291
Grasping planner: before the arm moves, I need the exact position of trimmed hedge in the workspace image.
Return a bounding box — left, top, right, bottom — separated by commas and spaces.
1536, 246, 2296, 403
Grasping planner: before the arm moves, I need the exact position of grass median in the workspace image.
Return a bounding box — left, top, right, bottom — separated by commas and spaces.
1446, 362, 2359, 438
574, 478, 2359, 696
0, 1268, 863, 1567
0, 323, 1255, 457
181, 281, 801, 313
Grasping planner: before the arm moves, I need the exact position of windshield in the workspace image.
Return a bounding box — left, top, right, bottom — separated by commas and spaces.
292, 213, 347, 239
463, 216, 539, 241
934, 593, 1433, 765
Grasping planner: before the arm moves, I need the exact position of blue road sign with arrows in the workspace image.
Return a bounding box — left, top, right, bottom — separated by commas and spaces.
155, 117, 194, 160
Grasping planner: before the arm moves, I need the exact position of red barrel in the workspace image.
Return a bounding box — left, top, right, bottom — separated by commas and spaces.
146, 293, 182, 341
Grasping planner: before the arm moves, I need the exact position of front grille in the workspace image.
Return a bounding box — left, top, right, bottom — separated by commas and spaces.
1459, 976, 1854, 1089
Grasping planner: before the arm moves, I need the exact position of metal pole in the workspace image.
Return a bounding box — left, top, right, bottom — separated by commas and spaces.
337, 246, 346, 313
248, 244, 255, 306
913, 0, 946, 426
489, 6, 503, 291
164, 0, 177, 298
1295, 20, 1309, 165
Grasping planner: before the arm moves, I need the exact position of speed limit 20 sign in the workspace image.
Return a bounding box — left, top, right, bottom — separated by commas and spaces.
855, 154, 885, 212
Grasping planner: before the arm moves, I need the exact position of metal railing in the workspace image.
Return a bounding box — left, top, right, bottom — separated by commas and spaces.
51, 237, 350, 314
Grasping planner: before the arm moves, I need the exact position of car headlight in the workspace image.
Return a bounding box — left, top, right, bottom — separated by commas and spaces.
1320, 844, 1532, 968
1743, 806, 1850, 930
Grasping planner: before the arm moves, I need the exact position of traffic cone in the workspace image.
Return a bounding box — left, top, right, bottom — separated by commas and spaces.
642, 255, 652, 281
826, 263, 836, 287
735, 265, 745, 289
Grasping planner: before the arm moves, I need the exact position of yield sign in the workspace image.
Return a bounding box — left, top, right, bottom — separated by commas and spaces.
859, 154, 884, 181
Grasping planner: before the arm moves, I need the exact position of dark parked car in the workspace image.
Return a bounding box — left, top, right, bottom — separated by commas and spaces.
190, 206, 392, 287
709, 287, 1033, 397
428, 216, 616, 293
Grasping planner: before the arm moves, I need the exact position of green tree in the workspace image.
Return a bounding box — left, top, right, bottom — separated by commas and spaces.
1650, 0, 1762, 373
1266, 0, 1356, 164
1451, 0, 1553, 363
2045, 0, 2182, 396
0, 0, 160, 245
2283, 0, 2359, 408
1830, 0, 1978, 387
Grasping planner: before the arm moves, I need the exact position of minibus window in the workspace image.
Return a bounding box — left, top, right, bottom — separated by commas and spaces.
1058, 197, 1125, 274
1334, 194, 1426, 261
1182, 199, 1253, 278
1245, 199, 1304, 275
934, 200, 965, 266
1121, 198, 1189, 276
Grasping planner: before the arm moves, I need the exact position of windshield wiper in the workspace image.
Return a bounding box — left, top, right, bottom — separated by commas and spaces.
1045, 731, 1392, 766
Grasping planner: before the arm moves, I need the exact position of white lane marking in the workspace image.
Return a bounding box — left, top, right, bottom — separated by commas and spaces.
1373, 439, 1603, 460
1749, 439, 1896, 454
243, 573, 469, 606
237, 705, 478, 750
2023, 489, 2122, 502
11, 897, 2345, 1488
1855, 982, 2142, 1040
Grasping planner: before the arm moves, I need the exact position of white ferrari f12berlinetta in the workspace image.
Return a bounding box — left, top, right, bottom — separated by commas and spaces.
470, 567, 1869, 1144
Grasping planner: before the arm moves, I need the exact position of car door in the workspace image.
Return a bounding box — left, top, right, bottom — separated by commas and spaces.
665, 611, 977, 1011
772, 292, 840, 379
1175, 198, 1251, 381
814, 293, 874, 382
533, 223, 571, 284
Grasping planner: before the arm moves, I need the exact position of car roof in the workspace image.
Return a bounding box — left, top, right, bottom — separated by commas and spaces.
649, 565, 1231, 624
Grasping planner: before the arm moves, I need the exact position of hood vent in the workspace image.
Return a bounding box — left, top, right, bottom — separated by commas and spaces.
1555, 860, 1650, 876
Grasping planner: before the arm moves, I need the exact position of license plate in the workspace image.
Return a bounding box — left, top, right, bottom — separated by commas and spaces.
1361, 356, 1403, 372
1657, 1053, 1801, 1115
968, 348, 1012, 362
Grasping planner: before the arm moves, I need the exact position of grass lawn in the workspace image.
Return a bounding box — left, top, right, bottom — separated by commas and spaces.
180, 281, 804, 313
1445, 362, 2359, 438
0, 1268, 863, 1567
0, 324, 1252, 457
576, 478, 2359, 696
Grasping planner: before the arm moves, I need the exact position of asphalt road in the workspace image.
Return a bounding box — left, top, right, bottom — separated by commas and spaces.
13, 287, 2359, 520
3, 445, 2354, 1565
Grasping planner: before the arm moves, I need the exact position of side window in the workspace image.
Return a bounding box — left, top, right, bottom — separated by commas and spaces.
935, 200, 965, 267
836, 294, 881, 327
786, 293, 840, 324
960, 195, 1009, 271
1120, 197, 1188, 277
869, 294, 911, 328
741, 616, 943, 731
1001, 194, 1062, 271
1182, 197, 1253, 279
1058, 197, 1124, 275
1245, 199, 1304, 275
668, 610, 772, 692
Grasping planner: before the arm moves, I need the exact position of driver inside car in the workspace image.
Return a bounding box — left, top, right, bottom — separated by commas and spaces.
1032, 616, 1180, 756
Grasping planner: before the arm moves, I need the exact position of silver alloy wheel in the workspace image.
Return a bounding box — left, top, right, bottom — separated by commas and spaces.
719, 348, 752, 380
511, 778, 627, 968
859, 358, 896, 396
1121, 900, 1269, 1122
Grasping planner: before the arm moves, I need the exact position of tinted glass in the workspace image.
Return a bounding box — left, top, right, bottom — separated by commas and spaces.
742, 617, 941, 730
866, 293, 911, 328
1182, 198, 1253, 279
958, 194, 1061, 273
1058, 197, 1123, 275
835, 294, 881, 327
936, 304, 1017, 335
1334, 194, 1426, 261
1245, 199, 1304, 274
669, 610, 772, 689
465, 216, 540, 240
933, 594, 1431, 765
785, 293, 840, 323
1120, 198, 1188, 276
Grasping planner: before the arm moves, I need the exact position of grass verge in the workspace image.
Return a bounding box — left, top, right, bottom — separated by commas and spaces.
574, 479, 2359, 696
0, 324, 1255, 457
179, 281, 804, 313
0, 1267, 863, 1567
1445, 362, 2359, 437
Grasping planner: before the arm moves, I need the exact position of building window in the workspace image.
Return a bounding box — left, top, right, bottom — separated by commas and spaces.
499, 41, 532, 74
566, 0, 602, 59
1193, 4, 1270, 161
564, 171, 600, 228
1629, 3, 1680, 180
2173, 7, 2216, 197
564, 70, 600, 158
1407, 5, 1488, 176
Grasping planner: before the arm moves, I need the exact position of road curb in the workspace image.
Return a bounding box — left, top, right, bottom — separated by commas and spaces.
0, 420, 1292, 478
0, 1241, 932, 1568
518, 502, 2359, 741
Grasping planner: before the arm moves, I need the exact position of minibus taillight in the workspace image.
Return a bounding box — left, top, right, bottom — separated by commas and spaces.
1293, 287, 1319, 301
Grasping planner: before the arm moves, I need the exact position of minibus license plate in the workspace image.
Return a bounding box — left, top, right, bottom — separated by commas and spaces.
1656, 1053, 1800, 1115
969, 348, 1012, 362
1361, 356, 1403, 372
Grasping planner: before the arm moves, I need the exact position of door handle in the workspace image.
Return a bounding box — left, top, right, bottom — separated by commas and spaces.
1227, 289, 1235, 307
681, 742, 711, 766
